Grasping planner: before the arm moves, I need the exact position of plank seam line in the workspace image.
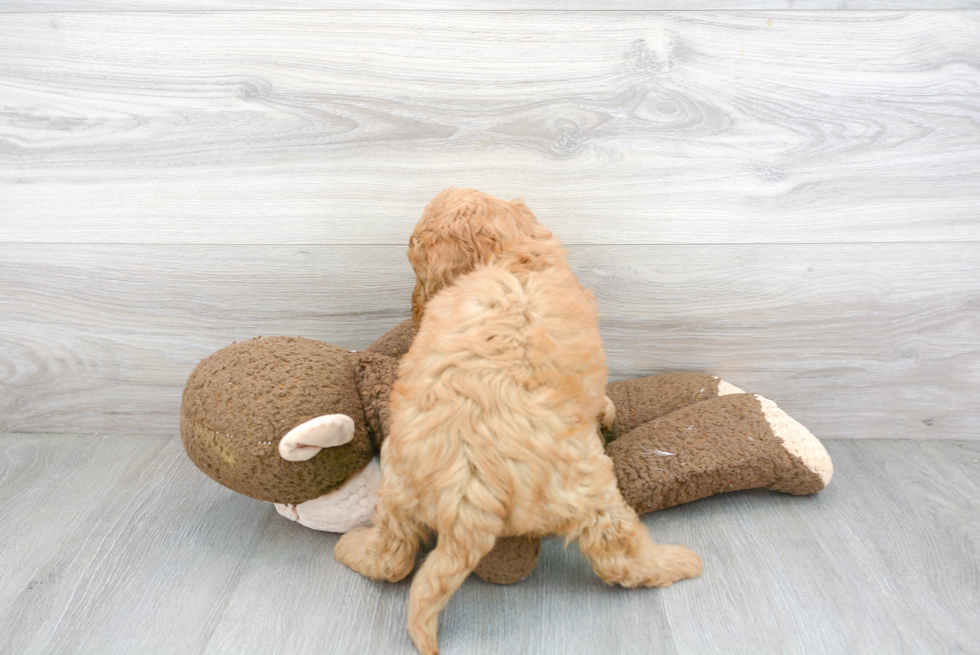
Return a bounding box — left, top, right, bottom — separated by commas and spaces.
2, 8, 979, 13
3, 241, 980, 247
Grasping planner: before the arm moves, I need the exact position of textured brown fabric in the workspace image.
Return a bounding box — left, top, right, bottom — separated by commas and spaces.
766, 450, 827, 495
608, 393, 826, 515
604, 373, 721, 442
363, 318, 418, 359
472, 536, 541, 585
355, 352, 401, 451
181, 329, 827, 586
180, 337, 375, 503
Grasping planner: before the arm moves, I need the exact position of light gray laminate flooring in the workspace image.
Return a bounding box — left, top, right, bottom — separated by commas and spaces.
1, 434, 977, 654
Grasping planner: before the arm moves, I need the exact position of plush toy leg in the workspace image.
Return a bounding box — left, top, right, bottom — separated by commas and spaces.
607, 393, 833, 515
604, 373, 744, 440
472, 535, 540, 584
363, 317, 418, 359
334, 491, 429, 583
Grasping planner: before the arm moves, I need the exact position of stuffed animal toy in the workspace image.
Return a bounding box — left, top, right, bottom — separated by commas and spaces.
181, 319, 832, 584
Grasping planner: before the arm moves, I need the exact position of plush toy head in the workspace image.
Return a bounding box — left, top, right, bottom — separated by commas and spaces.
182, 319, 416, 505
180, 337, 376, 503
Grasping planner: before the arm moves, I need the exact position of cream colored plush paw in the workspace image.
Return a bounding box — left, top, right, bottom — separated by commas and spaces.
756, 395, 833, 485
714, 377, 746, 396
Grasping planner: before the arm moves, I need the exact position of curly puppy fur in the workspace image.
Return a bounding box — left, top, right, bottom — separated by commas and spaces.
408, 187, 553, 326
408, 188, 617, 432
336, 190, 701, 655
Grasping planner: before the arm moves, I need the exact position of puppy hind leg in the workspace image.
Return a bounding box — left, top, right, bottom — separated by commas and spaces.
334, 492, 428, 583
575, 500, 701, 589
408, 529, 496, 655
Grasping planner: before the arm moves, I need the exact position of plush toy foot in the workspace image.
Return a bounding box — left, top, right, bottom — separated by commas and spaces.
607, 393, 833, 515
275, 457, 381, 533
754, 396, 834, 493
472, 536, 541, 584
716, 379, 746, 395
604, 373, 744, 440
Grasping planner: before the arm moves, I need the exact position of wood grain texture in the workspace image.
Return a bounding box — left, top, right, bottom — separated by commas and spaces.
1, 436, 977, 653
0, 434, 271, 654
0, 244, 416, 434
3, 2, 980, 11
654, 438, 980, 654
1, 242, 977, 438
2, 11, 978, 244
0, 433, 160, 625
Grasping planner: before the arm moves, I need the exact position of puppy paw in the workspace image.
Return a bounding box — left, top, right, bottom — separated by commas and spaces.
334, 527, 414, 582
642, 544, 702, 588
334, 527, 375, 577
612, 544, 702, 589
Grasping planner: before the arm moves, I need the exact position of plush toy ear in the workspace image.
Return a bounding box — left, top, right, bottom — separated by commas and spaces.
278, 414, 356, 462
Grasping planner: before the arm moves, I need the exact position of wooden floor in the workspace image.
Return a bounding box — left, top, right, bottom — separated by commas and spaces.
1, 434, 977, 655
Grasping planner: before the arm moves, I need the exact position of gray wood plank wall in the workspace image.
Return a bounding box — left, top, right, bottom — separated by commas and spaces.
1, 9, 978, 438
3, 2, 980, 11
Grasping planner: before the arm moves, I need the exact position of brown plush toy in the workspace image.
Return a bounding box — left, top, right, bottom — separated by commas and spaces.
181, 319, 832, 585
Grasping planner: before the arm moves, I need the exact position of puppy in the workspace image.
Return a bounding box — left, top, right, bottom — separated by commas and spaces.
408, 188, 617, 430
336, 190, 701, 655
407, 187, 551, 326
409, 188, 617, 430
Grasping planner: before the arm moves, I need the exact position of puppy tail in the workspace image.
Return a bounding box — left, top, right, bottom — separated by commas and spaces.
408, 529, 496, 655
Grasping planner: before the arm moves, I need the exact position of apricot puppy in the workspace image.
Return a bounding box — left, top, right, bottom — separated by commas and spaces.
407, 187, 551, 326
336, 191, 701, 655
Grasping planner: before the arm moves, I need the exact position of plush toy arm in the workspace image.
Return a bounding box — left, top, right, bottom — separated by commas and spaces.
363, 318, 418, 359
604, 373, 744, 442
607, 393, 832, 515
354, 352, 401, 449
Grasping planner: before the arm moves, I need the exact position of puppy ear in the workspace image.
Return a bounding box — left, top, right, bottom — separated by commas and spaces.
510, 198, 553, 241
416, 217, 495, 303
409, 189, 552, 324
411, 193, 502, 306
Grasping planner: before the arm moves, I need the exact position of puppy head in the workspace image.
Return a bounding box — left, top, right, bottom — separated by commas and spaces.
409, 187, 552, 324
